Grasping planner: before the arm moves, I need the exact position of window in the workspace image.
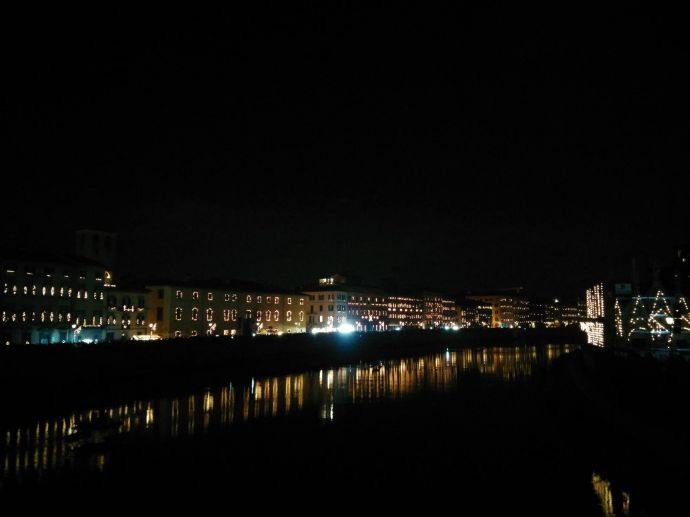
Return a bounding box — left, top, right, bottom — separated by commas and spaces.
224, 309, 230, 322
266, 310, 271, 322
138, 296, 145, 307
257, 296, 262, 303
192, 291, 199, 300
175, 308, 182, 321
246, 295, 252, 303
192, 308, 199, 321
257, 310, 262, 321
328, 305, 334, 311
208, 293, 213, 301
176, 290, 183, 299
266, 296, 272, 304
274, 310, 279, 321
157, 289, 164, 299
191, 330, 198, 337
287, 298, 292, 305
318, 295, 324, 301
206, 308, 213, 321
275, 297, 280, 304
225, 293, 230, 301
157, 308, 163, 321
286, 311, 292, 322
300, 298, 304, 305
231, 309, 237, 321
174, 331, 182, 338
232, 294, 237, 302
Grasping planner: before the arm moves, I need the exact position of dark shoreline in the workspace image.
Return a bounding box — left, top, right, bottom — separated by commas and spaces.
0, 328, 585, 423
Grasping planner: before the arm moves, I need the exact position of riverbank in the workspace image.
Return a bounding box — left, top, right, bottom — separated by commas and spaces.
0, 327, 584, 421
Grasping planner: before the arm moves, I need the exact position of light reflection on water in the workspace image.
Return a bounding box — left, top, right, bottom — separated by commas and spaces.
0, 344, 575, 483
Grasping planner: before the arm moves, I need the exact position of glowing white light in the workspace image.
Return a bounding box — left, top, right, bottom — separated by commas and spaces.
666, 317, 674, 325
338, 322, 355, 334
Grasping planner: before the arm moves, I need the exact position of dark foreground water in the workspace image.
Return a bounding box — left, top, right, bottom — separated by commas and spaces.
0, 343, 679, 514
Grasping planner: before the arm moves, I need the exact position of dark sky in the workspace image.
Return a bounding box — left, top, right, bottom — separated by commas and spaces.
2, 7, 688, 296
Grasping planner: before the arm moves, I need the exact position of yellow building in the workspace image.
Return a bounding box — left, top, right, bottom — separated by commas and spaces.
147, 283, 307, 338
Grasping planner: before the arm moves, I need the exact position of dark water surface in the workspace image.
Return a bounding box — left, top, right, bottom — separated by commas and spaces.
0, 344, 663, 514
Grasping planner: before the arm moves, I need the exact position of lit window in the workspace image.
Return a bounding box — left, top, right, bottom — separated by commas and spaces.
287, 298, 292, 305
206, 308, 213, 322
191, 330, 198, 337
232, 294, 237, 302
175, 308, 183, 321
192, 308, 199, 321
176, 290, 183, 299
231, 309, 237, 321
257, 296, 262, 303
223, 330, 229, 336
299, 298, 304, 305
223, 309, 230, 322
225, 294, 230, 302
174, 331, 182, 338
246, 295, 252, 303
266, 310, 271, 322
208, 293, 213, 301
275, 297, 280, 304
23, 286, 27, 295
286, 311, 292, 322
257, 310, 262, 321
299, 311, 304, 322
192, 291, 199, 300
274, 310, 279, 321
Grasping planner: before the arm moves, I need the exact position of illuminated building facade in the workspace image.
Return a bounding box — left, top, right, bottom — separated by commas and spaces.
0, 252, 109, 344
104, 286, 149, 341
305, 276, 387, 332
458, 299, 493, 327
466, 290, 527, 328
422, 292, 444, 328
387, 294, 424, 329
147, 283, 307, 338
581, 283, 607, 347
442, 298, 459, 328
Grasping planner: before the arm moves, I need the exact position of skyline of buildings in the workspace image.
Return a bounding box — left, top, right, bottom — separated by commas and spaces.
2, 230, 686, 345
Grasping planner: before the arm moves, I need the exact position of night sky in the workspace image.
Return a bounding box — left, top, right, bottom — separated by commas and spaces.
2, 7, 687, 296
